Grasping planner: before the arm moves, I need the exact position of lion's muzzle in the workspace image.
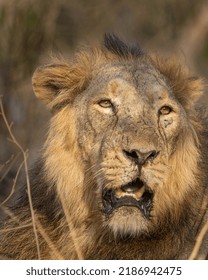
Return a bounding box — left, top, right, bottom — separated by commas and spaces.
102, 178, 153, 218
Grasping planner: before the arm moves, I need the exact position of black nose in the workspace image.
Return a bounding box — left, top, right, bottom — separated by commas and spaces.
123, 149, 158, 165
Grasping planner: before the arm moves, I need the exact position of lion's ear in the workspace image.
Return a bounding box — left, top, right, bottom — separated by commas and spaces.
32, 64, 71, 104
150, 55, 204, 109
32, 63, 90, 111
175, 77, 204, 110
186, 77, 204, 102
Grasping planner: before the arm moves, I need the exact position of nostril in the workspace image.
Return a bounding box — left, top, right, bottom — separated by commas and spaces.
123, 149, 159, 165
123, 150, 139, 161
146, 150, 159, 162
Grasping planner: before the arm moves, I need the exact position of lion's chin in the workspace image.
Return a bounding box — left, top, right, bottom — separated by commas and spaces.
107, 206, 150, 237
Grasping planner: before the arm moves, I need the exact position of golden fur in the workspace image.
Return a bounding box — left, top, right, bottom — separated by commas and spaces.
0, 35, 208, 259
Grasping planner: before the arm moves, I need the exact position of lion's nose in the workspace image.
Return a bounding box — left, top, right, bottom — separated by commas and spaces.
123, 149, 159, 165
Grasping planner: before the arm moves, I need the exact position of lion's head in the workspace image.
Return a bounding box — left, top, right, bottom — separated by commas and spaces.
32, 35, 204, 242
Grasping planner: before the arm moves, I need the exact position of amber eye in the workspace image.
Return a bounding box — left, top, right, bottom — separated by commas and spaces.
159, 106, 172, 115
98, 100, 113, 108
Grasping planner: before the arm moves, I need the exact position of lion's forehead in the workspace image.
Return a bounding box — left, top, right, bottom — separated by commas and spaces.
91, 63, 172, 106
107, 77, 170, 103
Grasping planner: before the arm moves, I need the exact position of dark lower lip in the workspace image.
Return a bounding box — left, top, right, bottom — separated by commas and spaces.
102, 186, 153, 218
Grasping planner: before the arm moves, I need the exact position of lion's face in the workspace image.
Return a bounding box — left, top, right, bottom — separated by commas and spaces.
74, 61, 192, 236
32, 37, 202, 239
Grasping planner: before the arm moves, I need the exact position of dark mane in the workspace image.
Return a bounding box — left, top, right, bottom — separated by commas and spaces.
104, 33, 145, 58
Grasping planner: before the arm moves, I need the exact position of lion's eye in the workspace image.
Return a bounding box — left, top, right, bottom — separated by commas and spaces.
98, 100, 113, 108
159, 106, 172, 115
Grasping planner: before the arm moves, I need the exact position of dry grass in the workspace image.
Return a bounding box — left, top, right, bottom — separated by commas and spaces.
0, 159, 24, 206
189, 221, 208, 260
60, 199, 84, 260
0, 96, 84, 260
0, 96, 41, 259
34, 217, 64, 260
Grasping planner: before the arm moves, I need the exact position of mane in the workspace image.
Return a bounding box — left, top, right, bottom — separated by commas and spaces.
104, 33, 145, 58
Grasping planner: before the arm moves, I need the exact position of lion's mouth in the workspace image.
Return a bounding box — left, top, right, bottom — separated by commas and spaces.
102, 178, 153, 218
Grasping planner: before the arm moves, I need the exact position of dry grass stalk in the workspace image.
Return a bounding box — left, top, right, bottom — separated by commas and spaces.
0, 96, 83, 260
0, 96, 41, 259
0, 223, 32, 233
189, 221, 208, 260
0, 159, 24, 206
61, 199, 84, 260
35, 217, 64, 260
0, 153, 20, 182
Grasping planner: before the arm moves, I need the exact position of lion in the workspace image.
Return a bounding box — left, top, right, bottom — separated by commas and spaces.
0, 34, 208, 260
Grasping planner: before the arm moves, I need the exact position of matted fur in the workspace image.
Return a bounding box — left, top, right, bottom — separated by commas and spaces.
0, 35, 208, 259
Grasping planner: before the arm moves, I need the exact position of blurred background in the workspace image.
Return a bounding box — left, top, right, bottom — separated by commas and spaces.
0, 0, 208, 203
